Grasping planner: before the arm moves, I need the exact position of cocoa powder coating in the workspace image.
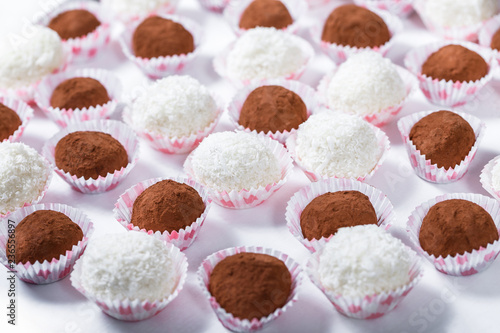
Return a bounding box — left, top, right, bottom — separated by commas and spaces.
300, 191, 378, 241
238, 85, 308, 133
0, 103, 22, 141
8, 210, 83, 265
55, 131, 129, 180
409, 110, 475, 169
239, 0, 293, 30
421, 45, 489, 82
130, 179, 206, 233
132, 16, 195, 59
48, 9, 101, 40
50, 77, 110, 110
209, 252, 292, 320
491, 28, 500, 51
321, 4, 391, 48
419, 199, 499, 258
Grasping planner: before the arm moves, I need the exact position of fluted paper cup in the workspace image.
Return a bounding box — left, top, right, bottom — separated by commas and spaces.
354, 0, 414, 17
101, 0, 180, 23
480, 155, 500, 202
0, 96, 34, 143
197, 0, 231, 12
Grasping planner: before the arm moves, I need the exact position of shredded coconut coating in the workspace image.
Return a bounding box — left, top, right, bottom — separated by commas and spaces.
326, 51, 406, 116
129, 75, 218, 138
491, 160, 500, 191
102, 0, 173, 15
295, 112, 381, 178
0, 26, 64, 89
226, 27, 307, 81
0, 142, 50, 215
80, 232, 178, 301
188, 131, 281, 192
425, 0, 497, 27
319, 225, 413, 297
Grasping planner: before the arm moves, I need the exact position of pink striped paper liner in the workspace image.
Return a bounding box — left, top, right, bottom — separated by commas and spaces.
285, 178, 396, 253
397, 110, 485, 184
113, 177, 212, 251
354, 0, 414, 17
35, 1, 111, 62
0, 96, 34, 143
119, 14, 202, 79
317, 65, 417, 127
197, 246, 303, 332
286, 120, 390, 182
478, 15, 500, 63
35, 68, 122, 128
41, 120, 139, 194
70, 239, 188, 321
101, 0, 180, 23
213, 33, 314, 88
480, 155, 500, 203
198, 0, 231, 12
404, 41, 497, 107
0, 203, 94, 284
309, 6, 403, 64
223, 0, 307, 36
184, 131, 294, 209
306, 243, 422, 319
227, 79, 321, 144
406, 193, 500, 276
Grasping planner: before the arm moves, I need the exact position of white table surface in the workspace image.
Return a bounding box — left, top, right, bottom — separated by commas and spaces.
2, 0, 500, 332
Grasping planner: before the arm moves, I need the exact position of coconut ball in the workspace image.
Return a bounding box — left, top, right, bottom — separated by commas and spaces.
326, 51, 406, 116
102, 0, 174, 16
294, 112, 382, 178
0, 25, 64, 89
424, 0, 497, 28
129, 75, 218, 138
319, 225, 414, 297
79, 232, 178, 301
186, 131, 281, 192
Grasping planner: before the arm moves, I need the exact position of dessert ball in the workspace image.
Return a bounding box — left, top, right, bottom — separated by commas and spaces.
132, 16, 194, 59
130, 179, 206, 233
421, 45, 489, 82
0, 103, 22, 141
0, 142, 50, 215
239, 0, 293, 30
321, 4, 391, 48
9, 210, 83, 264
491, 28, 500, 51
0, 25, 64, 89
79, 232, 178, 300
55, 131, 128, 179
319, 225, 413, 297
226, 27, 308, 81
295, 112, 381, 178
326, 51, 406, 116
300, 191, 378, 241
238, 85, 307, 133
209, 252, 292, 320
102, 0, 174, 16
187, 131, 281, 192
419, 199, 499, 257
50, 77, 111, 110
424, 0, 497, 28
48, 9, 101, 40
129, 75, 218, 138
409, 111, 475, 169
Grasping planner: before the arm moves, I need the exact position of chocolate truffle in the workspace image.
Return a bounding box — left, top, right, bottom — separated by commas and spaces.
50, 77, 111, 110
48, 9, 101, 40
209, 252, 292, 320
0, 103, 22, 141
321, 4, 391, 48
491, 28, 500, 51
55, 131, 128, 179
300, 191, 378, 241
419, 199, 499, 257
409, 111, 475, 169
132, 16, 195, 59
238, 85, 307, 133
130, 179, 205, 233
421, 45, 489, 82
8, 210, 83, 264
239, 0, 293, 30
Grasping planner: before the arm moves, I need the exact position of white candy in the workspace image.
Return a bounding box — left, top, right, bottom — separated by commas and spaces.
129, 75, 218, 138
79, 232, 178, 301
425, 0, 497, 27
319, 225, 413, 297
326, 51, 406, 116
102, 0, 174, 16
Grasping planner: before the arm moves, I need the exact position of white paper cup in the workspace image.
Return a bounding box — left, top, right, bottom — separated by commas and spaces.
354, 0, 414, 17
480, 155, 500, 202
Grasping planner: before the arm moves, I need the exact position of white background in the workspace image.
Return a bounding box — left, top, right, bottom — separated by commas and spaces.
1, 0, 500, 332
